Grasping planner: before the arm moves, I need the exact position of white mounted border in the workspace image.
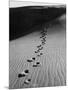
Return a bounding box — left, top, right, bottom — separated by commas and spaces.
9, 1, 66, 8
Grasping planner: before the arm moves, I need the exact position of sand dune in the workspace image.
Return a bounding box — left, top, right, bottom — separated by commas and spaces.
9, 22, 66, 89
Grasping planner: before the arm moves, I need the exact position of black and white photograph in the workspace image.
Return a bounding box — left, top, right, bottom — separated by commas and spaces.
9, 1, 66, 89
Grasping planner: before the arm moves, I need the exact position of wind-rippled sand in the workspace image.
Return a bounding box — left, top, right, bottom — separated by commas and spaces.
9, 22, 66, 89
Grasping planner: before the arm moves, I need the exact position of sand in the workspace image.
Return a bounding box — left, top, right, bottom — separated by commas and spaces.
9, 21, 66, 89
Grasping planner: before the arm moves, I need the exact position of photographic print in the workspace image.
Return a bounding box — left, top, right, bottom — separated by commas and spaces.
9, 1, 66, 89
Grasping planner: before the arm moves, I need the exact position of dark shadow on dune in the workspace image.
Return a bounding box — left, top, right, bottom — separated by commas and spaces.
9, 6, 66, 41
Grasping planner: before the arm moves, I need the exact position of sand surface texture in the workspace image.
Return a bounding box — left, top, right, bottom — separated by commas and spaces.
9, 19, 66, 89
